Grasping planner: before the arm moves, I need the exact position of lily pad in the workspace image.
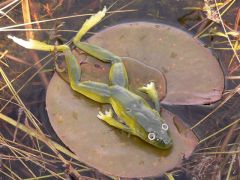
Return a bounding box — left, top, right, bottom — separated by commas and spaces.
46, 73, 198, 178
44, 22, 220, 177
81, 22, 224, 105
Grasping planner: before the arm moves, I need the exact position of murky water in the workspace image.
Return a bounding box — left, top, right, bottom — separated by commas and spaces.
1, 0, 240, 179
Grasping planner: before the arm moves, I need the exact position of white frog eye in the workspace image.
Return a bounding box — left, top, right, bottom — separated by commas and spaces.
148, 132, 156, 141
162, 123, 168, 131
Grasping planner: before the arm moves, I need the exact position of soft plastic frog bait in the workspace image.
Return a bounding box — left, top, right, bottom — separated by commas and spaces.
8, 7, 172, 149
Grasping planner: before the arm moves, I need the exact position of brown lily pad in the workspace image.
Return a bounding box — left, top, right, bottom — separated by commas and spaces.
44, 22, 217, 177
80, 22, 224, 105
46, 73, 198, 178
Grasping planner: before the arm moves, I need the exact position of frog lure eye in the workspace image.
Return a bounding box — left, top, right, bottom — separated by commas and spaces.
148, 132, 156, 141
161, 123, 168, 131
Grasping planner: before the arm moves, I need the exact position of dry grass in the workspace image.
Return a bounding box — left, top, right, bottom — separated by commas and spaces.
0, 0, 240, 179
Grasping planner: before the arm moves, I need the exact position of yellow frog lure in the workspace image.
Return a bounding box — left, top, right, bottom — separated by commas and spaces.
8, 7, 172, 149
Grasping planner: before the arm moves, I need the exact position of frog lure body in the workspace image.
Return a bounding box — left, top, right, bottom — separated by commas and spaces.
9, 7, 172, 149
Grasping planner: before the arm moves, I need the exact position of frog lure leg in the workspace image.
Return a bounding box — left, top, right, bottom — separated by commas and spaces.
8, 7, 112, 104
71, 7, 136, 134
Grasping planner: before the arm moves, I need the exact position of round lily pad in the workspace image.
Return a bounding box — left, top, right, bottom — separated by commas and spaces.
82, 22, 224, 105
45, 22, 213, 177
46, 73, 197, 178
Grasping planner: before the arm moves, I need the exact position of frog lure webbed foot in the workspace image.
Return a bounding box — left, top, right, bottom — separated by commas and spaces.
97, 109, 133, 134
138, 81, 160, 111
97, 109, 114, 121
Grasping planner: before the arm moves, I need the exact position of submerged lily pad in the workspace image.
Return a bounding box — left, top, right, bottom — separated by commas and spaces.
46, 73, 197, 178
82, 22, 224, 105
